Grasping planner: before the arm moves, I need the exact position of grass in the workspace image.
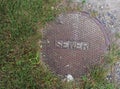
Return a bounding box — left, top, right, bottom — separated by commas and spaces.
0, 0, 120, 89
0, 0, 63, 89
80, 66, 115, 89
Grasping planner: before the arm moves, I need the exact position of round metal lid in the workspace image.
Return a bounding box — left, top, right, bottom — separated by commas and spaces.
41, 12, 109, 78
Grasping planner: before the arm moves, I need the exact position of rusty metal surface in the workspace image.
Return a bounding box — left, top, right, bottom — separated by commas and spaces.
41, 12, 109, 78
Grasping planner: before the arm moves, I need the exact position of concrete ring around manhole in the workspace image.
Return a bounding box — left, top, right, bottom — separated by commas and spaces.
40, 11, 110, 79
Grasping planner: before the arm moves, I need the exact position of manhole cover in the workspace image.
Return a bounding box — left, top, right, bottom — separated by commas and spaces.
41, 12, 109, 78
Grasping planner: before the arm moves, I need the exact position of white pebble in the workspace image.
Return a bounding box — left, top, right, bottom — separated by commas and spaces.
66, 74, 74, 82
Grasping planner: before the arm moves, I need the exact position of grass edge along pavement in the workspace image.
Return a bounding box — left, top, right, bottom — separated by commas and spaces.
0, 0, 120, 89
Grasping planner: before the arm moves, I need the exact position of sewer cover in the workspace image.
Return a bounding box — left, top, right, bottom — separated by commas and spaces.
41, 12, 109, 78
